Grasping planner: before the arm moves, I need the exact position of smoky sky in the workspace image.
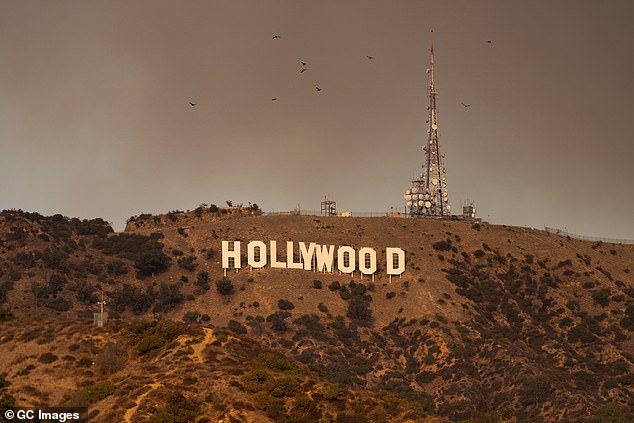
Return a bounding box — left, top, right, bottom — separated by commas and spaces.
1, 0, 633, 238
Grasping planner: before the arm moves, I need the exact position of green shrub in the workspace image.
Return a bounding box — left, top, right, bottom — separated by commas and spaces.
86, 381, 115, 402
347, 297, 373, 326
432, 239, 452, 251
46, 297, 72, 312
110, 283, 154, 315
38, 352, 58, 364
278, 299, 295, 310
183, 311, 200, 323
568, 325, 597, 343
149, 392, 201, 423
591, 288, 611, 307
61, 381, 115, 407
0, 392, 17, 410
153, 282, 184, 313
253, 392, 286, 421
518, 375, 553, 406
328, 281, 341, 291
93, 233, 171, 278
267, 312, 289, 332
137, 334, 165, 354
0, 308, 14, 322
323, 386, 346, 401
0, 282, 14, 304
228, 319, 247, 334
215, 278, 234, 295
106, 260, 128, 275
268, 377, 301, 397
242, 370, 270, 393
195, 271, 210, 291
288, 394, 321, 422
95, 343, 127, 375
177, 256, 196, 271
583, 403, 633, 423
135, 251, 171, 278
258, 351, 299, 373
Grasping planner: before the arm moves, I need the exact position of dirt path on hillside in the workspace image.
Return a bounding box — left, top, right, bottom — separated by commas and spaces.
192, 327, 216, 363
123, 382, 163, 423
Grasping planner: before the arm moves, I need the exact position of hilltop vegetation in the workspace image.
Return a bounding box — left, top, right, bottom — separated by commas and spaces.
0, 208, 633, 422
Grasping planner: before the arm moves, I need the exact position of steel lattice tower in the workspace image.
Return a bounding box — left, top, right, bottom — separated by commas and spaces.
404, 35, 451, 217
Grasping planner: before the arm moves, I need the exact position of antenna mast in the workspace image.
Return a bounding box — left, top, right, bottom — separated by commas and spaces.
404, 31, 451, 217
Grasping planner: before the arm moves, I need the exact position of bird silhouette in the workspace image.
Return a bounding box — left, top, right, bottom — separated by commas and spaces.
300, 68, 308, 73
315, 86, 321, 92
487, 40, 492, 43
461, 102, 471, 107
271, 98, 277, 101
272, 35, 280, 39
301, 61, 307, 66
366, 55, 374, 60
189, 102, 197, 106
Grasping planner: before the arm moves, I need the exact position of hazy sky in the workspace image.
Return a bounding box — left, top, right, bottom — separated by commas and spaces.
1, 1, 633, 238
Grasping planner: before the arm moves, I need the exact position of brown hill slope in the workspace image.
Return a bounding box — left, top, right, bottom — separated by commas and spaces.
1, 208, 633, 422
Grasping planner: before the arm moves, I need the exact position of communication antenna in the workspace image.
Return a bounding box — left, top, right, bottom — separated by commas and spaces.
94, 290, 108, 328
321, 196, 336, 216
404, 31, 451, 217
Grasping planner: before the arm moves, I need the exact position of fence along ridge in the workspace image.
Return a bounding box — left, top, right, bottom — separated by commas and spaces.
544, 226, 634, 245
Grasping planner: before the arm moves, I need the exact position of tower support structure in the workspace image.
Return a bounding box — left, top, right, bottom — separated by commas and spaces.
404, 34, 451, 217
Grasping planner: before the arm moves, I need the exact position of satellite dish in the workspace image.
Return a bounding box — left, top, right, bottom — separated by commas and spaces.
425, 201, 432, 208
412, 187, 419, 194
404, 194, 411, 200
424, 194, 430, 199
431, 124, 438, 130
446, 205, 451, 211
426, 68, 430, 73
432, 178, 438, 185
406, 201, 412, 207
418, 200, 424, 206
405, 189, 411, 195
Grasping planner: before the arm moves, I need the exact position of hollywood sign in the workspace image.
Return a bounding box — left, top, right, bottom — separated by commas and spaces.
222, 240, 405, 279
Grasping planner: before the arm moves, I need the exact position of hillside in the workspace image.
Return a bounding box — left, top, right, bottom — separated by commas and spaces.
0, 207, 633, 422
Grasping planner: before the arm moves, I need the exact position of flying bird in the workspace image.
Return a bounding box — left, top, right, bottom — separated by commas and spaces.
315, 86, 321, 92
189, 102, 197, 106
366, 55, 374, 60
301, 61, 307, 66
461, 102, 471, 108
272, 35, 280, 39
300, 68, 308, 73
271, 98, 277, 101
487, 40, 492, 43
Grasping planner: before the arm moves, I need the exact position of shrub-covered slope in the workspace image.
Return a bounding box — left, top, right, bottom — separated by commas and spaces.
1, 208, 633, 422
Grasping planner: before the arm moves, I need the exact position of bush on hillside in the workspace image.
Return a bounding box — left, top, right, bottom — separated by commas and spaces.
216, 278, 234, 295
278, 299, 295, 310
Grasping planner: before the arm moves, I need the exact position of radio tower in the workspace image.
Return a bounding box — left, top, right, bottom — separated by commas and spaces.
404, 32, 451, 217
